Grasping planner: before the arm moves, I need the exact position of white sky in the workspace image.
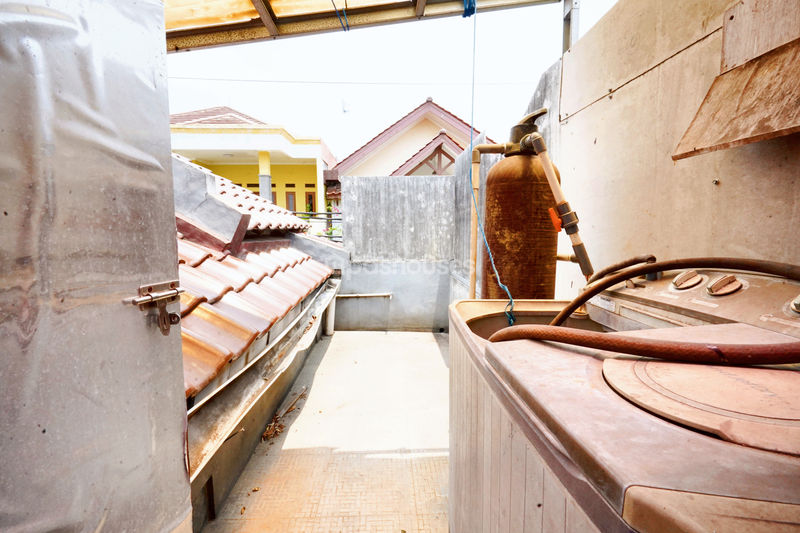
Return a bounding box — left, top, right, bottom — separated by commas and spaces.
167, 1, 617, 160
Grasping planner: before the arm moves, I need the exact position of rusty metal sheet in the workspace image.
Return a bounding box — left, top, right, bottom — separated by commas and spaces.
673, 37, 800, 160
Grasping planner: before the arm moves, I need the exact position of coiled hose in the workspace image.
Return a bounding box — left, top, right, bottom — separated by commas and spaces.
489, 257, 800, 365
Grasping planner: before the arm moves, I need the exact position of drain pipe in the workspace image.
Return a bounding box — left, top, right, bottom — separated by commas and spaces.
324, 296, 336, 335
470, 143, 509, 298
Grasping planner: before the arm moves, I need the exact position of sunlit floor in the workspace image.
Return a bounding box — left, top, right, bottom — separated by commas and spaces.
203, 331, 450, 533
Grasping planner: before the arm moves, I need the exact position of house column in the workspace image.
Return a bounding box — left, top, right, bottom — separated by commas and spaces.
316, 156, 326, 214
258, 151, 271, 200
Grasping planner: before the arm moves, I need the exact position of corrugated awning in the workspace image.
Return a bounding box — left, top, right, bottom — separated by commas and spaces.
672, 36, 800, 161
165, 0, 556, 52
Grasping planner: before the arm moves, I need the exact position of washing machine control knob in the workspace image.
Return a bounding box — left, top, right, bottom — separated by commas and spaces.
672, 270, 702, 290
707, 274, 743, 296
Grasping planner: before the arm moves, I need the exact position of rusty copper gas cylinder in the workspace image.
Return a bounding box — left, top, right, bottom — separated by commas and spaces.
481, 112, 559, 299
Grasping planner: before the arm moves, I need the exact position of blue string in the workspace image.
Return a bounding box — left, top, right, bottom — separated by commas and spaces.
330, 0, 347, 31
466, 8, 516, 326
342, 1, 350, 30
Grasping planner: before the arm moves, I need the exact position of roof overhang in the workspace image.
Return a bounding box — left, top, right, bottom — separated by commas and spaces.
166, 0, 557, 52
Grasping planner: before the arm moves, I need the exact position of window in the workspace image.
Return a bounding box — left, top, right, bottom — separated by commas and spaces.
286, 191, 296, 211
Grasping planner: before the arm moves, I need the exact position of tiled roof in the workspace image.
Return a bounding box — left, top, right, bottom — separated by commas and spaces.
213, 176, 310, 233
332, 98, 490, 176
178, 236, 333, 399
326, 183, 341, 200
170, 106, 267, 126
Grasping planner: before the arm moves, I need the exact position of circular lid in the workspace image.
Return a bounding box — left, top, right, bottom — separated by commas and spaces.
603, 359, 800, 455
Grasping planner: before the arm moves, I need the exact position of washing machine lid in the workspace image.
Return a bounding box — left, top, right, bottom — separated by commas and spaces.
603, 357, 800, 455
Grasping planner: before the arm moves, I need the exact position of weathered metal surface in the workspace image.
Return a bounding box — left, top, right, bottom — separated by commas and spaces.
0, 1, 191, 530
481, 154, 559, 299
604, 358, 800, 455
673, 37, 800, 160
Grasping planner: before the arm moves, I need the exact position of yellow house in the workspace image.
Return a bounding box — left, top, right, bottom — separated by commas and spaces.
170, 107, 336, 212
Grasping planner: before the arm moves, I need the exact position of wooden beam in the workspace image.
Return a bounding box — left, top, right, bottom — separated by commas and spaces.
416, 0, 427, 17
168, 0, 558, 51
250, 0, 279, 36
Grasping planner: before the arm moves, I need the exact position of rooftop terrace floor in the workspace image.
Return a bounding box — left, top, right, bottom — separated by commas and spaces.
203, 331, 450, 533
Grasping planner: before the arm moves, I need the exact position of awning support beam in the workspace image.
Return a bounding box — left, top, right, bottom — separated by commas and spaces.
251, 0, 279, 36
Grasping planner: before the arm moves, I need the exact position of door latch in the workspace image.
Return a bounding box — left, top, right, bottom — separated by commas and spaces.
123, 280, 183, 335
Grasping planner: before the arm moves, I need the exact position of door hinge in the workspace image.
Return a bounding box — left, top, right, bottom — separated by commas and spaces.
123, 280, 183, 335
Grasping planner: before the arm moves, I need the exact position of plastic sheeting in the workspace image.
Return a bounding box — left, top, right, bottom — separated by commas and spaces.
0, 1, 191, 531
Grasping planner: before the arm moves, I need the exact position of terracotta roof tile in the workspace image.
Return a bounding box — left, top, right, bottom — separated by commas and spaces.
221, 255, 270, 283
180, 303, 258, 361
177, 239, 212, 267
242, 252, 281, 277
178, 235, 334, 399
182, 329, 234, 398
214, 178, 310, 233
195, 258, 253, 292
256, 276, 303, 308
237, 283, 295, 319
179, 264, 233, 304
179, 291, 206, 318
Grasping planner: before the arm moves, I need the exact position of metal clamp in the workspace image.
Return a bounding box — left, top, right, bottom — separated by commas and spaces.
123, 280, 183, 335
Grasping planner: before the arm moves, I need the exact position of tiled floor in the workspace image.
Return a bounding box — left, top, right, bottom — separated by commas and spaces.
204, 331, 450, 533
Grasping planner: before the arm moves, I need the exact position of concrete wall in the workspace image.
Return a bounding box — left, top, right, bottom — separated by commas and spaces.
343, 175, 456, 262
337, 175, 460, 330
451, 134, 500, 301
547, 0, 800, 297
